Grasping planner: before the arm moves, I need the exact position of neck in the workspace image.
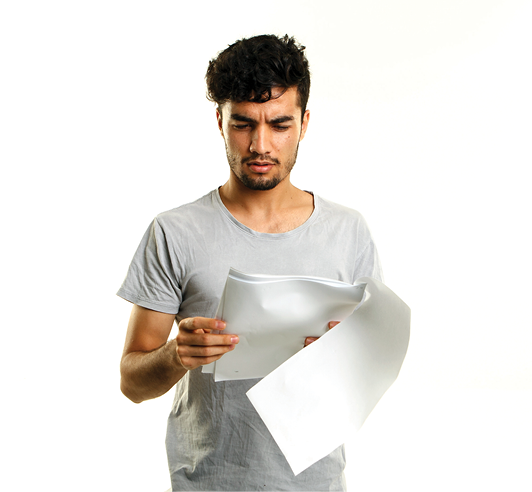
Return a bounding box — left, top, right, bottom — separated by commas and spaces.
218, 173, 314, 234
220, 172, 296, 214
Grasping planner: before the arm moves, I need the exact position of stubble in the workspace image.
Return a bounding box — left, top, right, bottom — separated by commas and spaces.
224, 144, 299, 191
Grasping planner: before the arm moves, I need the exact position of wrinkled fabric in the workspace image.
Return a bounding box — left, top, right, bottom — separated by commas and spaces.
118, 189, 383, 491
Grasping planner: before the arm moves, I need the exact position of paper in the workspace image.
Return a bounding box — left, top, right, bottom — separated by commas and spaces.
203, 268, 365, 381
246, 276, 410, 475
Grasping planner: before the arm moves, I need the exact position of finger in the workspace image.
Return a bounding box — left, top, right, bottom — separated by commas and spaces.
177, 330, 239, 347
177, 350, 234, 371
176, 337, 237, 371
179, 317, 226, 334
328, 321, 340, 329
178, 342, 237, 359
304, 337, 319, 347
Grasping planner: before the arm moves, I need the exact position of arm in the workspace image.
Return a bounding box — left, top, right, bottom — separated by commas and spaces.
120, 305, 238, 403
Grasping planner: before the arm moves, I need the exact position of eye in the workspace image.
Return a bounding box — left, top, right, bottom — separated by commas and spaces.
274, 125, 290, 131
233, 124, 251, 130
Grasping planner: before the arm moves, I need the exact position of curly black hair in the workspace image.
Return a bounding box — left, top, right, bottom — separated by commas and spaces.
206, 34, 310, 118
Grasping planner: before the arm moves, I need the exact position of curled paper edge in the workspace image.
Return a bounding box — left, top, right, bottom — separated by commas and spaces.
246, 277, 410, 475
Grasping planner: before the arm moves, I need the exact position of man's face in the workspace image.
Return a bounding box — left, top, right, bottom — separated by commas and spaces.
217, 87, 310, 191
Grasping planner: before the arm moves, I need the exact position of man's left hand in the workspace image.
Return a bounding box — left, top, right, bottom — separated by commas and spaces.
304, 321, 339, 347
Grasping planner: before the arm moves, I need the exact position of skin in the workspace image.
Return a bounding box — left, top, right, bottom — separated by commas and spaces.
120, 86, 336, 404
216, 87, 312, 233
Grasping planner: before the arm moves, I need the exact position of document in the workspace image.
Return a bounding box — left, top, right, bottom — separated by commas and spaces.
247, 276, 410, 475
204, 268, 410, 475
203, 268, 366, 381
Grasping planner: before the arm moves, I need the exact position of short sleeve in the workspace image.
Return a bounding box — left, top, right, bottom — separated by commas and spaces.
117, 218, 182, 314
354, 239, 384, 283
353, 215, 384, 283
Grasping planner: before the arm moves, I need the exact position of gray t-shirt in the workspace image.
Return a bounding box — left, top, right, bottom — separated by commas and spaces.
118, 189, 383, 491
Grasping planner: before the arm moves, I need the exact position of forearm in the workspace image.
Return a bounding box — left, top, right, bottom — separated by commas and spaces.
120, 339, 187, 403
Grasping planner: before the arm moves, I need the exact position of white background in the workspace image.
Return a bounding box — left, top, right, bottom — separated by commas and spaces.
2, 1, 531, 490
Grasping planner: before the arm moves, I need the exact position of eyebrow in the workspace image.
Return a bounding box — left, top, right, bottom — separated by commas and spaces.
230, 113, 295, 124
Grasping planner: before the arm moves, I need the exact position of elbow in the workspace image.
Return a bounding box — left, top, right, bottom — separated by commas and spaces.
120, 377, 144, 404
120, 359, 144, 404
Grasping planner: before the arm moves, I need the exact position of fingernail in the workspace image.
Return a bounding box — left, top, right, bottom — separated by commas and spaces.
216, 321, 226, 329
231, 336, 239, 344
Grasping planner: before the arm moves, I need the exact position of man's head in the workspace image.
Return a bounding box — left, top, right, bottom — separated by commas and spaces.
206, 34, 311, 121
207, 35, 311, 192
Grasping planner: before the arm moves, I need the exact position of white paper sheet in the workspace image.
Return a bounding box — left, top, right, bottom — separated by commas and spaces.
246, 276, 410, 475
203, 268, 366, 381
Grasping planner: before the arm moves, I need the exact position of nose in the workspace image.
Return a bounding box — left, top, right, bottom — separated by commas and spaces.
249, 125, 271, 155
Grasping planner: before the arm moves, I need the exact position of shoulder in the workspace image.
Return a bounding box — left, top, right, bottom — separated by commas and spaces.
313, 194, 375, 241
154, 190, 218, 230
315, 194, 367, 224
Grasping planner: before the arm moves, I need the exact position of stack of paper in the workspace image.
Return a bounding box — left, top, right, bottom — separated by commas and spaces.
203, 268, 366, 381
204, 268, 411, 475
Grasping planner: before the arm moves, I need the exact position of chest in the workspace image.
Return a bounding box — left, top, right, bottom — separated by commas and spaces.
175, 232, 356, 319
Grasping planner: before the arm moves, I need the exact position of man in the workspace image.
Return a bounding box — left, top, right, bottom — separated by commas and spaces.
118, 34, 382, 491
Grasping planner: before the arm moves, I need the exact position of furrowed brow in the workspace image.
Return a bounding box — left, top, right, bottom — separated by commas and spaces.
230, 114, 256, 123
269, 116, 295, 124
229, 114, 295, 124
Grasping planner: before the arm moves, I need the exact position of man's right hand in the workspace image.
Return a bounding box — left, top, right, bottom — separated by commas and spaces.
120, 306, 239, 403
176, 317, 239, 371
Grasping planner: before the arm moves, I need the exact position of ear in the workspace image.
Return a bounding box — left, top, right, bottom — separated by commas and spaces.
299, 110, 310, 142
216, 108, 224, 137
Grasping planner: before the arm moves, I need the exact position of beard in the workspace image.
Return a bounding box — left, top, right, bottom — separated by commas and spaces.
225, 144, 299, 191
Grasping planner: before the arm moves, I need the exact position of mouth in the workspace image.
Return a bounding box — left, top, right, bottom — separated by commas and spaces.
248, 163, 274, 174
245, 158, 278, 174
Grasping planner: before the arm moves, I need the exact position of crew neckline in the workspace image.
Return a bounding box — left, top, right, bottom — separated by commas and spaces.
213, 188, 319, 239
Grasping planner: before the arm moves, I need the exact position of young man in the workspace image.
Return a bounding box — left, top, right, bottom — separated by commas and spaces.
118, 34, 382, 491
